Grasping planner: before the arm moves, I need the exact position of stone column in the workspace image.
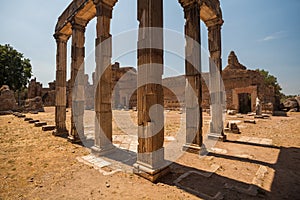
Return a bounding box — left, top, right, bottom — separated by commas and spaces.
91, 0, 115, 155
207, 20, 226, 141
182, 2, 203, 152
133, 0, 169, 182
53, 33, 70, 137
69, 18, 87, 143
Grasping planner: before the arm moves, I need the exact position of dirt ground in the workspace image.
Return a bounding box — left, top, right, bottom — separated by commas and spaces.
0, 107, 299, 199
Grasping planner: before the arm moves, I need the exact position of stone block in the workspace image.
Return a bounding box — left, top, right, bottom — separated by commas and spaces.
29, 119, 39, 124
42, 125, 56, 131
35, 121, 47, 127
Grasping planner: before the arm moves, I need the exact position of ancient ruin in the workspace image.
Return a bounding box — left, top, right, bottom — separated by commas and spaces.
0, 85, 17, 111
54, 0, 224, 181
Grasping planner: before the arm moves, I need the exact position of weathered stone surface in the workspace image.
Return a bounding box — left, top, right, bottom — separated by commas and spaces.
24, 96, 44, 112
0, 85, 17, 111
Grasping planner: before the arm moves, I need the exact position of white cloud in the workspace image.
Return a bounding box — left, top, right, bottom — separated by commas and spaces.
260, 31, 287, 42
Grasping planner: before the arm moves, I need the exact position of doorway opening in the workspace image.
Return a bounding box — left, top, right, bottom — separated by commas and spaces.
238, 93, 251, 114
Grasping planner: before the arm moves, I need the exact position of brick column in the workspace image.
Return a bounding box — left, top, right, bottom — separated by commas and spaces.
207, 19, 226, 141
133, 0, 169, 182
69, 18, 87, 143
53, 33, 69, 137
91, 0, 115, 155
182, 2, 203, 152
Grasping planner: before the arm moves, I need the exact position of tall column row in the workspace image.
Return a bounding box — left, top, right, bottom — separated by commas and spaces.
182, 2, 203, 152
207, 20, 226, 141
91, 0, 115, 155
133, 0, 169, 182
69, 18, 87, 143
54, 33, 69, 137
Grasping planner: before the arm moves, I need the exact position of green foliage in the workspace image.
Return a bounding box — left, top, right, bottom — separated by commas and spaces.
255, 69, 282, 96
0, 44, 32, 91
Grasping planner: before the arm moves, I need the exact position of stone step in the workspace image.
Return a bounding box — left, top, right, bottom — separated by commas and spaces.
17, 114, 26, 118
24, 117, 33, 121
42, 125, 56, 131
29, 119, 39, 124
35, 121, 47, 127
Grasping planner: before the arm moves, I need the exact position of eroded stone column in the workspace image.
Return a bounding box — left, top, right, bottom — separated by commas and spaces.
207, 20, 226, 141
182, 2, 203, 152
53, 33, 69, 137
91, 0, 114, 155
69, 18, 87, 143
133, 0, 169, 182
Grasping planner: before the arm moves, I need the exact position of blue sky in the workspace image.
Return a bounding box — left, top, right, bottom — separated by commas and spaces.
0, 0, 299, 95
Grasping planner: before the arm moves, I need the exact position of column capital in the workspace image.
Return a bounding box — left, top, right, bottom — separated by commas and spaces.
71, 17, 88, 31
180, 0, 201, 11
93, 0, 116, 18
53, 33, 70, 43
205, 17, 224, 28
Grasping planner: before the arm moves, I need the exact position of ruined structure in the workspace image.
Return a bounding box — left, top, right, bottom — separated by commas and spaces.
0, 85, 17, 111
54, 0, 224, 181
28, 78, 43, 99
203, 51, 277, 113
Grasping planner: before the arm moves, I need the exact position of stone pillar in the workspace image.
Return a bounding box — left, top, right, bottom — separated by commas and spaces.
133, 0, 169, 182
207, 20, 226, 141
53, 33, 69, 137
91, 0, 114, 155
182, 2, 202, 152
69, 18, 87, 143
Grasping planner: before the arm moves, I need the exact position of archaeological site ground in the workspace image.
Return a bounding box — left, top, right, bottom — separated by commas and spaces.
0, 0, 299, 199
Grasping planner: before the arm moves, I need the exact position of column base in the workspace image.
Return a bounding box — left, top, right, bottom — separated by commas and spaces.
182, 143, 201, 154
133, 161, 170, 182
91, 144, 116, 156
67, 135, 84, 144
52, 129, 69, 138
207, 133, 227, 141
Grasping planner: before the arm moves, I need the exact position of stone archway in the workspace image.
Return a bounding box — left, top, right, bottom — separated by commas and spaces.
53, 0, 224, 181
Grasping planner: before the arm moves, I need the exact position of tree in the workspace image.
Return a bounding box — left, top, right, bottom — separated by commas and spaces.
255, 69, 282, 96
0, 44, 32, 91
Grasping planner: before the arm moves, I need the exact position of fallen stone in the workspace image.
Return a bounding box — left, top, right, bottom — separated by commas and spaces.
42, 125, 56, 131
29, 119, 39, 123
17, 114, 26, 118
244, 120, 256, 124
34, 121, 47, 127
227, 110, 236, 115
254, 115, 264, 119
273, 111, 287, 117
24, 117, 33, 121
